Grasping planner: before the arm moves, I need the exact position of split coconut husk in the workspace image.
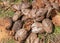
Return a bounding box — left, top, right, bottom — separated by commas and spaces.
0, 17, 12, 41
51, 10, 60, 26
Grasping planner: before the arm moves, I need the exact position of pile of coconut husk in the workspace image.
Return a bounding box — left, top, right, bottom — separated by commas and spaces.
0, 0, 60, 43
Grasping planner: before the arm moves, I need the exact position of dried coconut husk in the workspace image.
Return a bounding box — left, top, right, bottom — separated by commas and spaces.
21, 9, 37, 21
32, 0, 45, 9
0, 17, 12, 30
3, 1, 10, 7
35, 8, 47, 21
42, 18, 53, 33
11, 20, 22, 35
25, 33, 38, 43
14, 29, 27, 43
23, 19, 34, 31
51, 10, 60, 26
22, 0, 28, 3
49, 0, 55, 3
55, 0, 60, 6
0, 17, 12, 41
31, 22, 44, 34
12, 4, 21, 11
34, 38, 40, 43
12, 11, 22, 22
